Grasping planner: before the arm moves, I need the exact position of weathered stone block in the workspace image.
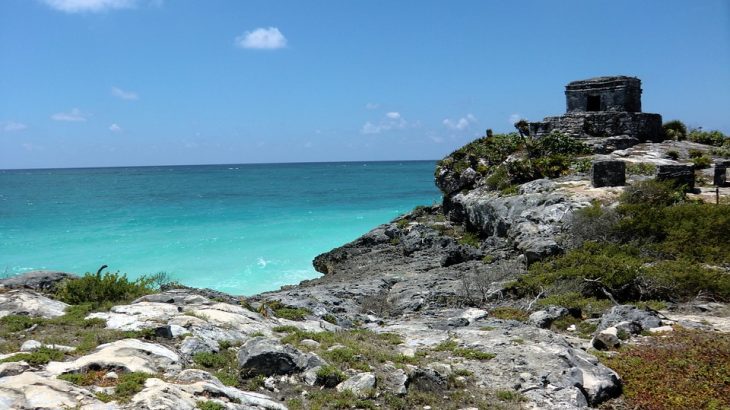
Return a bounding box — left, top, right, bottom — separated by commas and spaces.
656, 164, 695, 191
591, 161, 626, 187
714, 160, 729, 187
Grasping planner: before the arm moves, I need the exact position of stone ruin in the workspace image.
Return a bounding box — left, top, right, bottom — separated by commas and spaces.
529, 76, 663, 152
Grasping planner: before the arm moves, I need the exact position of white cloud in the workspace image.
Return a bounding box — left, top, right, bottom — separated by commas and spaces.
109, 123, 122, 133
365, 103, 380, 110
443, 114, 477, 130
41, 0, 138, 13
361, 112, 411, 135
2, 121, 28, 132
235, 27, 287, 50
509, 113, 522, 124
111, 86, 138, 100
51, 108, 88, 122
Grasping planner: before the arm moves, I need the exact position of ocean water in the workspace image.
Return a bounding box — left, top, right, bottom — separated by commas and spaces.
0, 161, 440, 295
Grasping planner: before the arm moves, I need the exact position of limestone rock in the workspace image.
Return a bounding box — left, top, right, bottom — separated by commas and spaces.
180, 336, 218, 358
592, 327, 621, 350
0, 290, 68, 319
46, 338, 181, 376
126, 376, 286, 410
596, 305, 662, 333
529, 306, 569, 328
335, 372, 376, 397
379, 364, 407, 395
0, 361, 30, 378
237, 337, 308, 377
0, 270, 76, 292
0, 371, 115, 410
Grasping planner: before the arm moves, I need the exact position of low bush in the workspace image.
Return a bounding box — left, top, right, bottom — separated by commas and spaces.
600, 328, 730, 410
688, 129, 727, 146
489, 307, 529, 322
691, 155, 712, 169
663, 120, 687, 141
666, 150, 679, 160
55, 268, 157, 309
0, 347, 65, 365
625, 162, 656, 175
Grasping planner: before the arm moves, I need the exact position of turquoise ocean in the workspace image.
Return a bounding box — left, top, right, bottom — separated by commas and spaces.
0, 161, 440, 295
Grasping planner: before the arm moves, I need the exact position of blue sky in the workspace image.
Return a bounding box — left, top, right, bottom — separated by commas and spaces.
1, 0, 729, 169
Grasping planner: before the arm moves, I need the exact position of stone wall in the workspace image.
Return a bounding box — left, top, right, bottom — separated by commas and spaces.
529, 112, 663, 142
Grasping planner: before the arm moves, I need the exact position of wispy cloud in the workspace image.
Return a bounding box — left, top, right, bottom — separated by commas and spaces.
365, 103, 380, 110
235, 27, 287, 50
51, 108, 88, 122
1, 121, 28, 132
111, 86, 138, 100
109, 123, 122, 133
40, 0, 139, 13
361, 111, 411, 135
443, 114, 477, 130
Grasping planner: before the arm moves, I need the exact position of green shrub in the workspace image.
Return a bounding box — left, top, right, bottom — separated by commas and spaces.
197, 401, 226, 410
109, 372, 154, 402
192, 352, 230, 369
55, 270, 156, 309
489, 307, 529, 322
0, 315, 36, 332
666, 150, 679, 160
261, 300, 311, 321
690, 155, 712, 169
0, 347, 64, 365
536, 292, 613, 317
458, 231, 480, 248
626, 162, 657, 176
663, 120, 687, 141
688, 129, 726, 146
315, 365, 346, 387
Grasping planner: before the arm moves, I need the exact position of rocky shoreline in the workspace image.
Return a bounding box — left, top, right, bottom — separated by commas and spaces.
1, 86, 729, 409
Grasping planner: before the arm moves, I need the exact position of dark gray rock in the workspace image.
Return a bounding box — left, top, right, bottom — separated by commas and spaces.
407, 368, 446, 392
237, 337, 308, 377
596, 305, 662, 333
0, 270, 76, 292
591, 160, 626, 187
528, 306, 569, 328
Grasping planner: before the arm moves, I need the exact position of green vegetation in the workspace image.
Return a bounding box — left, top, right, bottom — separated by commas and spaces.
97, 372, 153, 403
458, 231, 480, 248
0, 346, 65, 365
662, 120, 687, 141
434, 339, 495, 360
509, 179, 730, 305
0, 304, 159, 355
260, 300, 311, 321
489, 307, 529, 322
192, 349, 239, 387
437, 132, 591, 193
315, 365, 346, 387
666, 150, 679, 160
280, 329, 415, 372
495, 389, 527, 403
691, 154, 713, 169
688, 129, 727, 146
625, 162, 656, 175
600, 328, 730, 410
54, 268, 159, 309
197, 401, 226, 410
60, 370, 154, 403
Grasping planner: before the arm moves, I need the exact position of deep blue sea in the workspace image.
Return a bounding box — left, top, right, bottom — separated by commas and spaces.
0, 161, 440, 295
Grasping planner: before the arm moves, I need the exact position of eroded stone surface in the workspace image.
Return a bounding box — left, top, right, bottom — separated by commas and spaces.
0, 290, 68, 319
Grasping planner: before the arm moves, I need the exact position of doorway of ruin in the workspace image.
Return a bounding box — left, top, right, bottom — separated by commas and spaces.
587, 95, 601, 111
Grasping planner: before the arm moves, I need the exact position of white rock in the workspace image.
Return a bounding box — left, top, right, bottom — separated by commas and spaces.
0, 372, 116, 409
336, 372, 376, 397
0, 290, 68, 318
648, 325, 674, 334
46, 338, 180, 376
20, 340, 42, 352
299, 339, 321, 349
0, 361, 30, 378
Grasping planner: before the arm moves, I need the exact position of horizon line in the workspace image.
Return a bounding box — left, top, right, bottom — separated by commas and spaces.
0, 158, 439, 172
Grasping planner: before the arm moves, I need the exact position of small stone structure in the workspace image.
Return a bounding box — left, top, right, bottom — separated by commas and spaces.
656, 164, 695, 191
529, 76, 663, 149
591, 160, 626, 187
715, 160, 729, 187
